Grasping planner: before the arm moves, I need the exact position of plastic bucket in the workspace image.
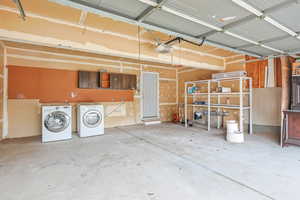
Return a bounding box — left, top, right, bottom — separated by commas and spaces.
226, 120, 238, 133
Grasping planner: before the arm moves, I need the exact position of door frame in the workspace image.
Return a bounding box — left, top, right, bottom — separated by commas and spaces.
140, 71, 160, 120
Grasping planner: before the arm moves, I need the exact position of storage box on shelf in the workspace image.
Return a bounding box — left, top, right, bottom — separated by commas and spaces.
184, 76, 252, 134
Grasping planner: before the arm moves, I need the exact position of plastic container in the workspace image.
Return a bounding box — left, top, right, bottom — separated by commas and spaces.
226, 131, 244, 143
226, 120, 238, 133
226, 120, 244, 143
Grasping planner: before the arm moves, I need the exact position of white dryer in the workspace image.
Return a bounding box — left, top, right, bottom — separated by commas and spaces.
77, 104, 104, 137
42, 105, 72, 143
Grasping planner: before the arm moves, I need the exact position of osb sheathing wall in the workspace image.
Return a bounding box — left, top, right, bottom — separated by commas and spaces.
0, 0, 232, 70
6, 52, 178, 138
0, 0, 238, 138
224, 55, 246, 72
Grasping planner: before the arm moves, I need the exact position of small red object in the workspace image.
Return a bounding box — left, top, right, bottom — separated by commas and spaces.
173, 113, 179, 123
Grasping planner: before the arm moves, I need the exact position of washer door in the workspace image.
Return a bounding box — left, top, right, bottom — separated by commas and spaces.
44, 111, 70, 133
83, 110, 102, 128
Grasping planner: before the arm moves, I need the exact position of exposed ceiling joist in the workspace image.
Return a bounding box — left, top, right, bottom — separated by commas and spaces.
49, 0, 262, 58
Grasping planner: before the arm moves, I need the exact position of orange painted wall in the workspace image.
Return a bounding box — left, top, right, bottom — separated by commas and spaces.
8, 66, 134, 103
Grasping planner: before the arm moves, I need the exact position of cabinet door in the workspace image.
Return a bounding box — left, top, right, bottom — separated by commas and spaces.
88, 71, 99, 88
110, 73, 137, 90
124, 74, 136, 90
78, 71, 89, 88
110, 73, 122, 89
78, 71, 99, 88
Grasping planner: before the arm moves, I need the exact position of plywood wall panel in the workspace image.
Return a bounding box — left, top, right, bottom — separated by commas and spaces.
7, 56, 125, 73
143, 66, 176, 79
224, 55, 244, 63
172, 49, 224, 67
8, 66, 134, 103
0, 11, 86, 42
225, 63, 245, 72
8, 99, 41, 138
0, 8, 226, 70
85, 13, 139, 37
246, 56, 268, 88
160, 105, 177, 122
0, 0, 82, 23
178, 69, 216, 103
159, 81, 177, 103
6, 48, 138, 68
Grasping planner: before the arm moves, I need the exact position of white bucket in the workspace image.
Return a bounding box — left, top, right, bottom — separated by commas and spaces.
226, 131, 244, 143
226, 120, 238, 133
226, 120, 244, 143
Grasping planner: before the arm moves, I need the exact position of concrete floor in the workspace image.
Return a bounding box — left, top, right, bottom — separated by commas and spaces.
0, 123, 299, 200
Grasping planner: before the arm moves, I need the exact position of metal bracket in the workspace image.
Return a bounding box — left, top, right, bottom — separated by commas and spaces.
12, 0, 26, 20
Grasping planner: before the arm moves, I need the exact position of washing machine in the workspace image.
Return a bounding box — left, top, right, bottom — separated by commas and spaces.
42, 105, 72, 143
77, 104, 104, 137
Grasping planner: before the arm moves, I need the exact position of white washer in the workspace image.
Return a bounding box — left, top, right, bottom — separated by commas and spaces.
77, 104, 104, 137
42, 105, 72, 143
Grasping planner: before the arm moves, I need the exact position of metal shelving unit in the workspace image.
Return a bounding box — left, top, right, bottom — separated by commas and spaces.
184, 77, 253, 134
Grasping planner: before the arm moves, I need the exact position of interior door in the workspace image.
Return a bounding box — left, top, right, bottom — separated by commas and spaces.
142, 72, 159, 119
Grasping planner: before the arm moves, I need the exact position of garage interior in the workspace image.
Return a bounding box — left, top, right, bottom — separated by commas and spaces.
1, 0, 300, 199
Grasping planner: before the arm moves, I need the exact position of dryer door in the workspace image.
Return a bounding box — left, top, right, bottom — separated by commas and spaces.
83, 110, 102, 128
44, 111, 70, 133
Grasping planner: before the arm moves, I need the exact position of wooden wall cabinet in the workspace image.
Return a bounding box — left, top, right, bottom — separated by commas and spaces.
79, 71, 136, 90
110, 73, 136, 90
78, 71, 99, 88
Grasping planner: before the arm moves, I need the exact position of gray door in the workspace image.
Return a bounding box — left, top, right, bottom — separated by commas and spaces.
142, 72, 159, 118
